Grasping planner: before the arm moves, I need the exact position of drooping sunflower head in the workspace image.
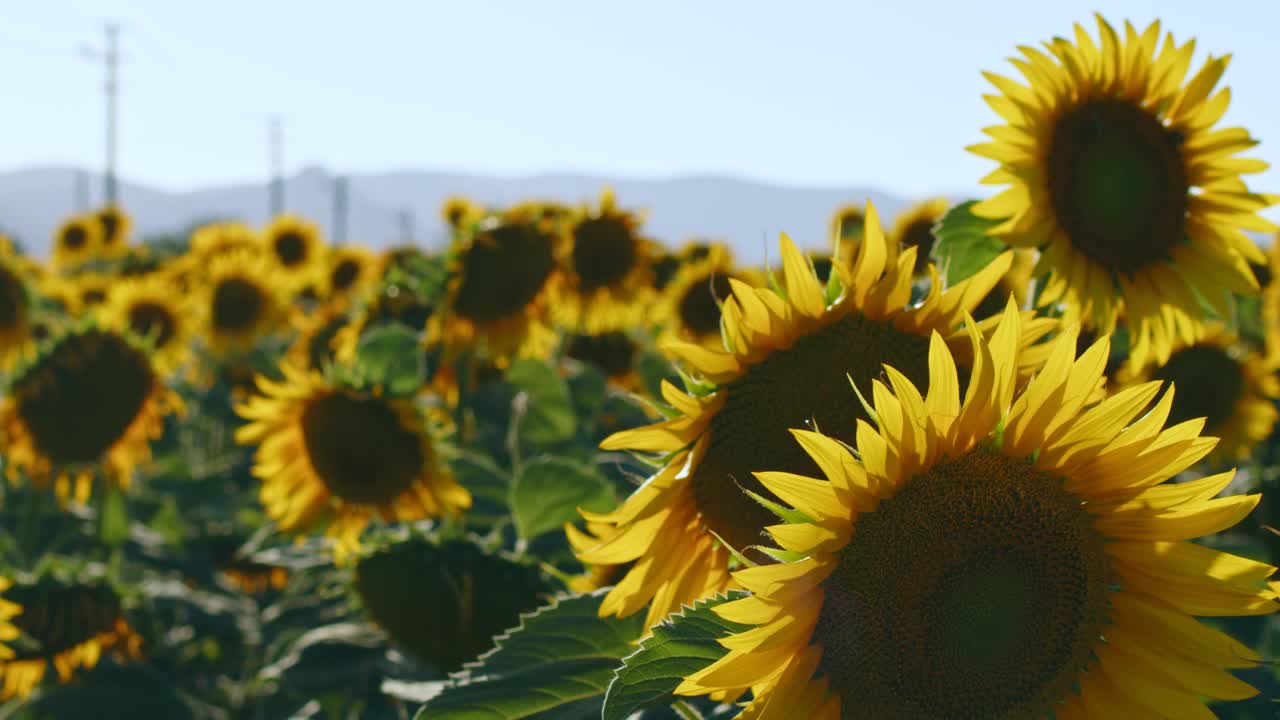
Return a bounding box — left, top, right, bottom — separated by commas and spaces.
234, 362, 471, 561
429, 210, 561, 362
677, 306, 1276, 718
971, 16, 1277, 369
200, 250, 287, 356
354, 535, 549, 671
570, 202, 1032, 629
0, 327, 180, 501
286, 301, 352, 373
552, 189, 658, 333
98, 273, 193, 376
0, 577, 142, 700
1121, 323, 1280, 463
94, 204, 132, 257
441, 195, 483, 231
51, 216, 101, 271
888, 197, 949, 275
262, 214, 325, 289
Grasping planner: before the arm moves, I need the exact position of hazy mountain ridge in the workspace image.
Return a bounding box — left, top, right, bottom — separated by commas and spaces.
0, 166, 913, 264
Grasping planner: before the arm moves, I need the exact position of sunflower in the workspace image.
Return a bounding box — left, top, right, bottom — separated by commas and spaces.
441, 195, 483, 231
654, 243, 762, 348
93, 204, 132, 257
0, 328, 181, 503
98, 273, 194, 375
970, 16, 1276, 370
676, 304, 1276, 718
564, 332, 642, 389
552, 189, 659, 333
830, 203, 867, 245
889, 198, 949, 276
0, 258, 37, 372
190, 221, 260, 262
0, 578, 142, 700
261, 214, 325, 291
1118, 323, 1279, 464
1261, 235, 1280, 357
199, 249, 288, 356
569, 202, 1046, 630
70, 272, 114, 313
285, 301, 351, 373
324, 246, 378, 305
427, 208, 561, 363
51, 216, 101, 271
235, 362, 471, 560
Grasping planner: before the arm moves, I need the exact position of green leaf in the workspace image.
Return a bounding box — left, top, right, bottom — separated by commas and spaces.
638, 351, 680, 402
507, 359, 576, 447
99, 486, 130, 546
354, 324, 425, 396
511, 457, 616, 541
931, 201, 1006, 286
602, 593, 749, 720
415, 590, 647, 720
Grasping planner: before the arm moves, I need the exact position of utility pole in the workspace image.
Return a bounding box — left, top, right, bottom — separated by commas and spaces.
397, 209, 415, 244
269, 117, 284, 217
332, 176, 348, 245
74, 169, 90, 210
80, 24, 121, 206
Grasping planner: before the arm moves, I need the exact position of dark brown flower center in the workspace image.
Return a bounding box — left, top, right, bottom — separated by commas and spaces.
98, 211, 121, 245
127, 301, 177, 349
212, 278, 266, 333
691, 312, 931, 553
677, 273, 733, 338
810, 255, 834, 285
300, 391, 425, 504
62, 226, 88, 251
1047, 100, 1188, 276
565, 332, 638, 378
572, 216, 637, 292
453, 223, 556, 323
900, 219, 936, 274
9, 583, 124, 658
14, 330, 154, 465
273, 231, 308, 267
651, 255, 681, 291
815, 448, 1111, 719
331, 259, 361, 292
1151, 343, 1245, 432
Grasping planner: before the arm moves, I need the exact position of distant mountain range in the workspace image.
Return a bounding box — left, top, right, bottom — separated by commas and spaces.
0, 166, 925, 264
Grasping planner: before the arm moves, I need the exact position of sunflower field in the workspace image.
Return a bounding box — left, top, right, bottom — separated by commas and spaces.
2, 14, 1280, 720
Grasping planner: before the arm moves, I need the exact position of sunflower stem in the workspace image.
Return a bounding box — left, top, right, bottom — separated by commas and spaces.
670, 700, 705, 720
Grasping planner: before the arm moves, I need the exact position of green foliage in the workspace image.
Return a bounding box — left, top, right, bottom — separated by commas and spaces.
506, 359, 576, 448
602, 593, 749, 720
511, 457, 616, 541
415, 590, 646, 720
931, 201, 1007, 286
349, 324, 427, 395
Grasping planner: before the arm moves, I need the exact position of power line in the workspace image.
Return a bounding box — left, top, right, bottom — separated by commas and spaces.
80, 23, 122, 206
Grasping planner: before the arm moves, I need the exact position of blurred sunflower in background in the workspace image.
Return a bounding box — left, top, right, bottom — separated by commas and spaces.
0, 328, 181, 503
93, 204, 131, 258
971, 248, 1036, 320
553, 189, 658, 333
200, 250, 287, 356
570, 203, 1024, 629
888, 197, 949, 277
0, 578, 141, 700
50, 216, 100, 272
324, 246, 378, 306
235, 362, 471, 561
189, 221, 259, 262
98, 274, 194, 376
427, 208, 561, 363
441, 195, 483, 232
69, 272, 114, 314
0, 258, 38, 371
654, 242, 760, 348
286, 301, 351, 373
564, 332, 643, 389
830, 203, 866, 246
262, 214, 325, 292
676, 307, 1275, 718
970, 16, 1276, 369
1120, 324, 1280, 463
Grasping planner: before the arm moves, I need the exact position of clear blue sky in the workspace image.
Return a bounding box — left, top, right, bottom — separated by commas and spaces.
5, 0, 1279, 199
